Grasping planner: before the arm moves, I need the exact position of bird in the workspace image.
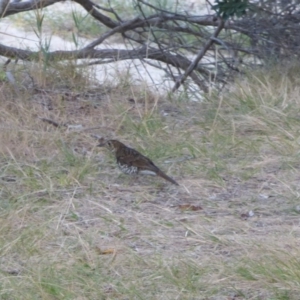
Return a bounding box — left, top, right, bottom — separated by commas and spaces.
98, 139, 179, 185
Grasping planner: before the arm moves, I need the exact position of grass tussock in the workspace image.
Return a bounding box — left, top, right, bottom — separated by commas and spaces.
0, 60, 300, 299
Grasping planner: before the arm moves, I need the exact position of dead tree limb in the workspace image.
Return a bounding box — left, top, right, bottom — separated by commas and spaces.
1, 0, 296, 94
172, 18, 225, 92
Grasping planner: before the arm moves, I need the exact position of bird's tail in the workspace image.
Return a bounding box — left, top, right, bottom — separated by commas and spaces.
157, 170, 179, 185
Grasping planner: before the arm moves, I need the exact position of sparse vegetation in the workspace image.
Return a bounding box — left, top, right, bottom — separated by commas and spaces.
1, 1, 300, 299
9, 6, 106, 40
0, 59, 300, 299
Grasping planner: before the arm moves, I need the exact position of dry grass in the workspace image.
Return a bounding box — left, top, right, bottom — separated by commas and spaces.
0, 61, 300, 300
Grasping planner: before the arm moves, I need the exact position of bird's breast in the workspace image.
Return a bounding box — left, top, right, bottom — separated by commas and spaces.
117, 162, 138, 174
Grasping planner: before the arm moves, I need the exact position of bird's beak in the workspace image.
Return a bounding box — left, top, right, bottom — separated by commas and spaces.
97, 138, 106, 147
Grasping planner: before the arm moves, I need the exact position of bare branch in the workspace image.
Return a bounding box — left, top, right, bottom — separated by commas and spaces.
84, 17, 142, 50
72, 0, 118, 28
172, 18, 225, 92
0, 43, 211, 78
3, 0, 62, 17
2, 0, 292, 94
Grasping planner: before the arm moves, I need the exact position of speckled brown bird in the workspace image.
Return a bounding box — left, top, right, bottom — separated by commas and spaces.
98, 139, 179, 185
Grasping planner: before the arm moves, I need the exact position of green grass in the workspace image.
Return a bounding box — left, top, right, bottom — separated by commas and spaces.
1, 60, 300, 299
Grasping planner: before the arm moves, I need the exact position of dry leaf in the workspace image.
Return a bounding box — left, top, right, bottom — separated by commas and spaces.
178, 204, 203, 211
96, 248, 116, 255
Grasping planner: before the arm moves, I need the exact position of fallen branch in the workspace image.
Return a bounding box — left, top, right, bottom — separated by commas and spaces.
0, 44, 215, 87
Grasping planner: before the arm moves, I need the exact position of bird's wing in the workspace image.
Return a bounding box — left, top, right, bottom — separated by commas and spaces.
117, 146, 179, 185
118, 147, 158, 171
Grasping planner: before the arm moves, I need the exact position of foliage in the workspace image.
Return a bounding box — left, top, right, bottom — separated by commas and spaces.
212, 0, 249, 19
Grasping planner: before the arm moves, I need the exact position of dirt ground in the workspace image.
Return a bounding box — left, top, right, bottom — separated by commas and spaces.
0, 1, 300, 299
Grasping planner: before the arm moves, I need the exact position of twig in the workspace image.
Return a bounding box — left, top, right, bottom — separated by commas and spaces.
83, 17, 141, 50
171, 18, 225, 93
38, 117, 67, 128
81, 126, 114, 132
